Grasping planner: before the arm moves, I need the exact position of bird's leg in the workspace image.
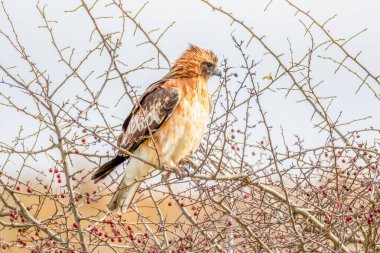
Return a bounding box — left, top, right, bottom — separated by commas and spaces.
178, 163, 191, 177
182, 153, 197, 167
161, 164, 184, 182
172, 165, 185, 179
178, 154, 197, 176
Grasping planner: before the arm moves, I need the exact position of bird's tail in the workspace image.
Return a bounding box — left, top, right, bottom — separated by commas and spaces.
107, 179, 141, 214
107, 157, 154, 214
92, 155, 126, 183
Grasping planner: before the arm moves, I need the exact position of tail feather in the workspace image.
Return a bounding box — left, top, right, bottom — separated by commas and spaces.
106, 152, 155, 213
107, 180, 141, 214
92, 156, 126, 183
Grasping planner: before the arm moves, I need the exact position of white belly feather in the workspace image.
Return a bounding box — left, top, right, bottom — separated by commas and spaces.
156, 96, 210, 166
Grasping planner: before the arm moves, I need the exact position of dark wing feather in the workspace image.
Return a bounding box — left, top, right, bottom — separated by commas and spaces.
118, 82, 180, 155
92, 81, 179, 183
121, 80, 164, 132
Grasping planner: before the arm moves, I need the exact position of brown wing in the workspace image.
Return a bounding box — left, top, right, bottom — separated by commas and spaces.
91, 80, 179, 183
117, 81, 180, 156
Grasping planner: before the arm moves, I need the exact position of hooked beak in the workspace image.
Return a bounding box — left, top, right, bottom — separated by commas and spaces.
212, 68, 222, 77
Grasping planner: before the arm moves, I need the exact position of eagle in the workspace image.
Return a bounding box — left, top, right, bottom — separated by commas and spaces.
92, 45, 220, 213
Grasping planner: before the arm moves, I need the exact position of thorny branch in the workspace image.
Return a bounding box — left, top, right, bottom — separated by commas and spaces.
1, 1, 379, 252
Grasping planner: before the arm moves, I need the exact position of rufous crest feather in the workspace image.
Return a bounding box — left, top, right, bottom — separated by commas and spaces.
165, 44, 218, 79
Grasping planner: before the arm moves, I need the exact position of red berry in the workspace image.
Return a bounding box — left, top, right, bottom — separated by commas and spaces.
243, 194, 249, 199
75, 149, 79, 154
61, 194, 65, 199
58, 179, 62, 184
118, 237, 122, 243
27, 187, 32, 193
236, 147, 240, 151
81, 138, 86, 143
54, 168, 58, 173
345, 216, 352, 222
231, 145, 235, 150
127, 225, 132, 231
368, 187, 373, 191
367, 214, 375, 224
49, 168, 53, 173
168, 201, 172, 207
16, 186, 20, 191
73, 223, 78, 228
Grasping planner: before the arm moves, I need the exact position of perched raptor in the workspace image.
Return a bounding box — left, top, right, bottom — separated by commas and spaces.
92, 45, 220, 213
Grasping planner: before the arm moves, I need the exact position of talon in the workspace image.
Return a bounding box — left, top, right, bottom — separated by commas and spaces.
185, 157, 197, 168
161, 164, 187, 180
178, 157, 195, 175
184, 167, 191, 176
173, 166, 184, 179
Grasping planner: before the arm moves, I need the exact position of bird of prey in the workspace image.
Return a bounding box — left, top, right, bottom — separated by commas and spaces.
92, 45, 220, 213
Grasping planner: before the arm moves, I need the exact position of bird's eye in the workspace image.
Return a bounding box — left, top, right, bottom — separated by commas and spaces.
205, 62, 212, 68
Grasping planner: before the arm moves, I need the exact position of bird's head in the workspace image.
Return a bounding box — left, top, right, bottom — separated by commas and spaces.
167, 45, 221, 80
